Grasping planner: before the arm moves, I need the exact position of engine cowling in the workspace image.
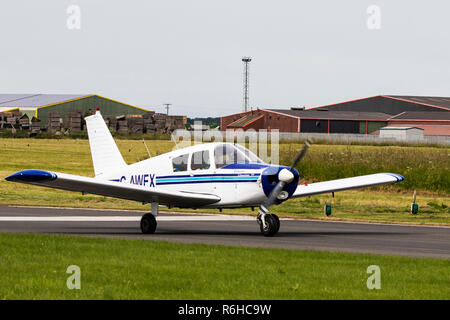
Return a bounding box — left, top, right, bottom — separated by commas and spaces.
260, 165, 299, 204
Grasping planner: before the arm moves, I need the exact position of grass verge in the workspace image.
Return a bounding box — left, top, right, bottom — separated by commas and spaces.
0, 233, 448, 300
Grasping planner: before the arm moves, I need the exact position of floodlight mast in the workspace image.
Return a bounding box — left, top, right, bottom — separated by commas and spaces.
242, 57, 252, 112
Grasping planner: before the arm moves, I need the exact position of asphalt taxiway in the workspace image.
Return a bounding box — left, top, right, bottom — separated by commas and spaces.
0, 206, 449, 259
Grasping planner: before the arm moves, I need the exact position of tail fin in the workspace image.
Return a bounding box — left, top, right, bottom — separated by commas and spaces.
85, 111, 127, 177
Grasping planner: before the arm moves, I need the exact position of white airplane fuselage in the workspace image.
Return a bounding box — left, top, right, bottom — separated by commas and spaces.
101, 142, 298, 208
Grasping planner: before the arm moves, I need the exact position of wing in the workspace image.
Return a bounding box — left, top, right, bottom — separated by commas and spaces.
5, 169, 220, 208
291, 173, 404, 198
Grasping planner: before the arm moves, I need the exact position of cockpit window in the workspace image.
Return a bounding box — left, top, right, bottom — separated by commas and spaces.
191, 150, 210, 170
234, 144, 263, 163
172, 153, 189, 172
214, 144, 257, 168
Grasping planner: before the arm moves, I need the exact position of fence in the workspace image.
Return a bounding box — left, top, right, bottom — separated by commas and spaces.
172, 130, 450, 146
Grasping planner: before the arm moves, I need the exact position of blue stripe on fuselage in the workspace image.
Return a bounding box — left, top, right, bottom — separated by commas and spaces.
157, 176, 258, 182
156, 179, 258, 185
156, 173, 259, 185
157, 173, 260, 179
221, 163, 269, 170
110, 172, 261, 186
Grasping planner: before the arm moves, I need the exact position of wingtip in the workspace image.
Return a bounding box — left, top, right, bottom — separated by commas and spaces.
5, 170, 56, 182
392, 173, 405, 181
384, 173, 405, 182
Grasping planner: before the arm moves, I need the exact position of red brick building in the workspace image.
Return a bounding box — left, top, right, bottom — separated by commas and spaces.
221, 95, 450, 136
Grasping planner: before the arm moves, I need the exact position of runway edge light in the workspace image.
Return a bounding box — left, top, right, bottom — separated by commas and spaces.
411, 190, 419, 214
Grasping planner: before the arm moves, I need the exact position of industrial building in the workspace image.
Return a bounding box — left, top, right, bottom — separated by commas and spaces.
381, 111, 450, 136
0, 94, 187, 133
221, 95, 450, 136
0, 94, 148, 125
379, 127, 424, 140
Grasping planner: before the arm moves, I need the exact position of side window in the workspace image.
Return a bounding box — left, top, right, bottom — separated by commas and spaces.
172, 154, 189, 172
191, 150, 210, 170
214, 145, 230, 169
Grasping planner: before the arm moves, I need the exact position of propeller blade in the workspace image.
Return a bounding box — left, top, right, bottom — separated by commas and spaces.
262, 181, 286, 209
260, 139, 312, 212
289, 139, 312, 171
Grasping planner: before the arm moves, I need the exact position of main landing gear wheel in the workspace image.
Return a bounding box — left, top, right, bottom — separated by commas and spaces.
259, 214, 280, 237
140, 213, 157, 234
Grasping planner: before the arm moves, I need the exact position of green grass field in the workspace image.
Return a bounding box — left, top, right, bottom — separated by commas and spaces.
0, 139, 449, 300
0, 233, 448, 300
0, 138, 448, 225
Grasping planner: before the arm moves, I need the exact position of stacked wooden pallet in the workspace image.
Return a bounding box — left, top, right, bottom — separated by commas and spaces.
0, 111, 23, 131
106, 117, 117, 131
116, 115, 128, 133
0, 108, 187, 135
48, 111, 62, 132
126, 115, 144, 134
0, 112, 7, 129
143, 111, 156, 133
19, 114, 30, 130
65, 110, 82, 132
167, 115, 187, 131
4, 111, 21, 129
31, 117, 41, 134
154, 113, 168, 132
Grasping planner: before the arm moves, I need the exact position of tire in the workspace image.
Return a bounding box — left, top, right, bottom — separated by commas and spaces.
140, 213, 157, 234
271, 214, 280, 233
260, 214, 279, 237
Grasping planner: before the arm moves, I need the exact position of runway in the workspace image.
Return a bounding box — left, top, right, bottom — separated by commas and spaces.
0, 206, 449, 259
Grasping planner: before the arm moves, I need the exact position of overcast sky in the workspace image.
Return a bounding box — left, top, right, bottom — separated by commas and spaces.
1, 1, 449, 117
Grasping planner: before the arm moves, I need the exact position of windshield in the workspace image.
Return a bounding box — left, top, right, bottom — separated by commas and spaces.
234, 144, 263, 163
214, 144, 263, 168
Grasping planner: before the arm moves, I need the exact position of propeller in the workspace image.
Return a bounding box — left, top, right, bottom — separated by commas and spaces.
258, 139, 312, 225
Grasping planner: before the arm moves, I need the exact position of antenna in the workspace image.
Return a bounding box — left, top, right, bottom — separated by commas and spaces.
242, 57, 252, 112
142, 138, 151, 158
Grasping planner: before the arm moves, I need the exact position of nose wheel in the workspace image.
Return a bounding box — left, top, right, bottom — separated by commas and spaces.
257, 140, 311, 237
257, 213, 280, 237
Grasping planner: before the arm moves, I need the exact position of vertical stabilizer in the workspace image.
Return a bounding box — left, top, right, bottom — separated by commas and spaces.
85, 111, 127, 177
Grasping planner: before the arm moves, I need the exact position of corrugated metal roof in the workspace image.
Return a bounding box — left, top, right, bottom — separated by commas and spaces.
309, 95, 450, 113
265, 109, 391, 120
386, 95, 450, 110
0, 94, 38, 104
0, 94, 90, 108
227, 112, 264, 128
0, 106, 20, 113
389, 111, 450, 121
380, 126, 423, 130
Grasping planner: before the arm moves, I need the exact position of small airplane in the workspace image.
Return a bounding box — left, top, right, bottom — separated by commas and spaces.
5, 110, 404, 236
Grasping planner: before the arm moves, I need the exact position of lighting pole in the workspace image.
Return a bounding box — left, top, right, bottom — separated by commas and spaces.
242, 57, 252, 112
